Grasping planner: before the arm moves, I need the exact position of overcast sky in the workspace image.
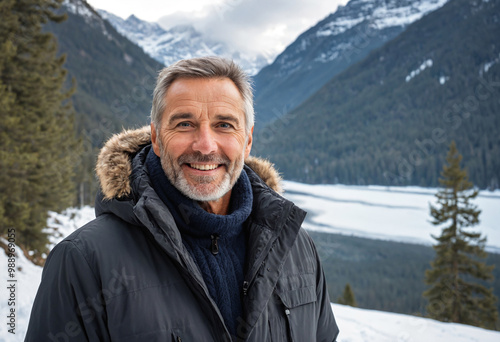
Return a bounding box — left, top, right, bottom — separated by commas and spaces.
87, 0, 348, 57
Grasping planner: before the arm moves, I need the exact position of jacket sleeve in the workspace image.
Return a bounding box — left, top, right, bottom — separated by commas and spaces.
25, 240, 110, 341
314, 247, 340, 342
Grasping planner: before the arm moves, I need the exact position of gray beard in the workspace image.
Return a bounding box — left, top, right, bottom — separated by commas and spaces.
157, 141, 245, 202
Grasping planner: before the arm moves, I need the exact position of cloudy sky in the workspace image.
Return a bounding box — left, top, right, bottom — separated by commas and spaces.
87, 0, 348, 58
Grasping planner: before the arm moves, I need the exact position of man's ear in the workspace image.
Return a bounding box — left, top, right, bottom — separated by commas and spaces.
151, 123, 161, 157
244, 126, 253, 159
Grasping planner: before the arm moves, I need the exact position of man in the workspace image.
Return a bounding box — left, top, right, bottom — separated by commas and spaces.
26, 57, 339, 341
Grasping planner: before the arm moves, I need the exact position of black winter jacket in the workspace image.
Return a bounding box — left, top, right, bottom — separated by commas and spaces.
25, 127, 339, 342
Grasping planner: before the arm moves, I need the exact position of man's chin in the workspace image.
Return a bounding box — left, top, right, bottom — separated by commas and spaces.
178, 181, 231, 202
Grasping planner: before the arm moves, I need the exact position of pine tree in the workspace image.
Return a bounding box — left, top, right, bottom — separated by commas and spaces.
337, 283, 357, 307
424, 141, 498, 329
0, 0, 80, 259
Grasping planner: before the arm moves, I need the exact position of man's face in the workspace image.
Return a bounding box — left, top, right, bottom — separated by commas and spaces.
151, 77, 253, 203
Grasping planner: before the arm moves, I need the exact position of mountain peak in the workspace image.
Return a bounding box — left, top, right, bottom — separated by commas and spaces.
63, 0, 113, 39
99, 11, 270, 75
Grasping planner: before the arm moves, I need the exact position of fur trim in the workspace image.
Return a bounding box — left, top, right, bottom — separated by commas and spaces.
96, 126, 151, 200
244, 156, 282, 194
96, 126, 282, 200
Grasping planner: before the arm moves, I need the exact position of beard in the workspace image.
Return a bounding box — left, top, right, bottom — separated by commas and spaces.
157, 141, 245, 202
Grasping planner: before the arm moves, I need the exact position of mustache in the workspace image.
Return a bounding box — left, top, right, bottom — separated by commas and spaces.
177, 152, 230, 165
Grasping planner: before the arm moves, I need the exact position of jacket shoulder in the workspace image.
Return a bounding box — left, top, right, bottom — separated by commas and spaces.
59, 214, 148, 270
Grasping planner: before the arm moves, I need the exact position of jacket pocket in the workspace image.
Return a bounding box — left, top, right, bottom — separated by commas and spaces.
275, 273, 317, 342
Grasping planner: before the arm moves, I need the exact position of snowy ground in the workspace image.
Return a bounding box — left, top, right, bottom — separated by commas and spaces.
333, 303, 500, 342
1, 184, 499, 341
283, 182, 500, 252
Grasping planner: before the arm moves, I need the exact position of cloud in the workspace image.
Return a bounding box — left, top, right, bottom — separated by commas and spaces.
158, 0, 346, 57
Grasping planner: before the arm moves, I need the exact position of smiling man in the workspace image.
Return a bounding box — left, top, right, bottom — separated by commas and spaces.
151, 77, 251, 213
26, 57, 339, 341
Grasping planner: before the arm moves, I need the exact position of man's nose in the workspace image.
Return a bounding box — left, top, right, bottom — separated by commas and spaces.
192, 125, 217, 155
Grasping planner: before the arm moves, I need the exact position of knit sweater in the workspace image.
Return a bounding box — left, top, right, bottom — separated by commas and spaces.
146, 149, 253, 336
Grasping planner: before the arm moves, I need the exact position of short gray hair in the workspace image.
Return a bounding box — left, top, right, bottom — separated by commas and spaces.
151, 56, 254, 134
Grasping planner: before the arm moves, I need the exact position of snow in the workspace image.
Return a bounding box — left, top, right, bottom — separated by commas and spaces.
314, 0, 448, 39
1, 239, 44, 340
63, 0, 94, 20
43, 206, 95, 250
98, 9, 271, 75
480, 53, 500, 76
1, 186, 499, 340
439, 75, 449, 85
372, 0, 449, 30
0, 207, 96, 339
316, 17, 366, 37
405, 59, 433, 82
63, 0, 112, 40
333, 303, 500, 342
282, 182, 500, 252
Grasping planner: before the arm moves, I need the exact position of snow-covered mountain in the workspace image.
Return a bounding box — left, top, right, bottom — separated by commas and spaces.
274, 0, 449, 75
98, 10, 270, 75
253, 0, 449, 126
63, 0, 112, 38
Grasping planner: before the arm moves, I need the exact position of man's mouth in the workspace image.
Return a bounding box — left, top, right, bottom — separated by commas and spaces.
188, 164, 220, 171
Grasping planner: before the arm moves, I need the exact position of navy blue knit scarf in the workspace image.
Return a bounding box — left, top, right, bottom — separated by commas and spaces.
145, 148, 252, 336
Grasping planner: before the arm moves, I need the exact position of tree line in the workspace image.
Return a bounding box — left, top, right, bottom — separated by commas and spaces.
0, 0, 80, 260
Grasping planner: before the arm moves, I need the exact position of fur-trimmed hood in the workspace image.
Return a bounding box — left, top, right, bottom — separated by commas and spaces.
96, 126, 282, 200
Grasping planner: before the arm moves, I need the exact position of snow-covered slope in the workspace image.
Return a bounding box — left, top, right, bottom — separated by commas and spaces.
272, 0, 449, 78
98, 10, 270, 75
283, 182, 500, 252
333, 303, 500, 341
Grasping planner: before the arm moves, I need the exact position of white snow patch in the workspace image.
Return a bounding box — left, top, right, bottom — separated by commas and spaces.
43, 206, 95, 250
316, 17, 365, 37
0, 207, 94, 339
1, 239, 43, 339
372, 0, 449, 30
282, 182, 500, 252
63, 0, 94, 19
405, 59, 433, 82
63, 0, 112, 39
481, 53, 500, 76
439, 75, 449, 85
315, 0, 448, 39
333, 303, 500, 342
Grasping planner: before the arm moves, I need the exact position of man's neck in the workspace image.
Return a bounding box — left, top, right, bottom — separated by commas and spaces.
198, 190, 232, 215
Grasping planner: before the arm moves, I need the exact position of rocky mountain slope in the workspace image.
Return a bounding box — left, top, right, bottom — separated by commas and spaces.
252, 0, 449, 128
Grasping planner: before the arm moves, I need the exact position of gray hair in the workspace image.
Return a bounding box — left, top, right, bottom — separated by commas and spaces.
151, 56, 254, 134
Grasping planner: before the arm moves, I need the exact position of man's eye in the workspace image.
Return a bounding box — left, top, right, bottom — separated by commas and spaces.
177, 122, 191, 128
218, 123, 233, 129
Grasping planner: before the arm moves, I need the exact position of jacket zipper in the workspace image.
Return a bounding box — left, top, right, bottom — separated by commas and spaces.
142, 204, 231, 341
284, 308, 294, 342
211, 234, 219, 255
